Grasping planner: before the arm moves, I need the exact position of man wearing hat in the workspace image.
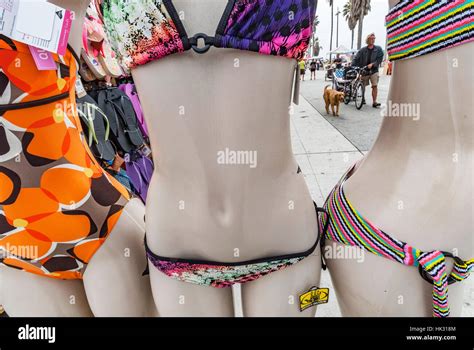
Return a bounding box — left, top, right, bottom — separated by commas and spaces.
352, 33, 384, 108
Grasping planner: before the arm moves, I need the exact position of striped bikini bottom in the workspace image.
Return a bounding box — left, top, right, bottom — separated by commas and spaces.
319, 162, 474, 318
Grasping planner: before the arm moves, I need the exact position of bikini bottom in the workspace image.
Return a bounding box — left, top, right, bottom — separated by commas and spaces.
320, 162, 474, 317
145, 203, 328, 288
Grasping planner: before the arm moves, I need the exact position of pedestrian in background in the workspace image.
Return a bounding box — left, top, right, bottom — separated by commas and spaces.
352, 33, 384, 108
299, 59, 306, 81
310, 60, 317, 80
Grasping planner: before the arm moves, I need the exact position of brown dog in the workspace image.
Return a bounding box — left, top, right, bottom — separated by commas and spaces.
324, 85, 345, 117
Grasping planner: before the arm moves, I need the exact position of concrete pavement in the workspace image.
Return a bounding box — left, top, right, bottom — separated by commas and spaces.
300, 70, 389, 152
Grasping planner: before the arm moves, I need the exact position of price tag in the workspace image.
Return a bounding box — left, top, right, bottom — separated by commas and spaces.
75, 78, 87, 98
29, 46, 57, 71
0, 0, 73, 55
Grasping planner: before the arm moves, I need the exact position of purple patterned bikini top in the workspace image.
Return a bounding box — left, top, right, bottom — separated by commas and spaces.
102, 0, 317, 69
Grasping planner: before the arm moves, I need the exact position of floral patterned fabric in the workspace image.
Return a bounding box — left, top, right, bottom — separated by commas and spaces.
145, 200, 322, 288
102, 0, 184, 69
101, 0, 317, 69
0, 37, 130, 279
147, 251, 305, 288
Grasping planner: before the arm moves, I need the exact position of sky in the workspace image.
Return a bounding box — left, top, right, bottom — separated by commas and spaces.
315, 0, 389, 57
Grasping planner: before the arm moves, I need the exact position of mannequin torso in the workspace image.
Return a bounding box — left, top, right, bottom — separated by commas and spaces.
133, 0, 321, 316
135, 0, 318, 262
325, 0, 473, 316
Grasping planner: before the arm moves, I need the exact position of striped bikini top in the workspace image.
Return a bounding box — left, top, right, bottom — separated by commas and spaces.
386, 0, 474, 61
100, 0, 317, 69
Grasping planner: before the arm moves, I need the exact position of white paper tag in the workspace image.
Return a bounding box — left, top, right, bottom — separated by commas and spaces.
75, 78, 87, 98
141, 145, 152, 157
16, 1, 55, 40
0, 0, 19, 34
0, 0, 72, 55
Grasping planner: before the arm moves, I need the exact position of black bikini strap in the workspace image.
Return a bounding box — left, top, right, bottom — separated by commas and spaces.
67, 44, 81, 67
315, 203, 329, 270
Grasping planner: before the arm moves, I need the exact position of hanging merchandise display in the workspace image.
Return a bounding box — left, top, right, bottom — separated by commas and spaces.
76, 94, 117, 162
119, 83, 149, 139
84, 5, 123, 78
72, 1, 154, 202
81, 25, 108, 81
78, 83, 153, 200
88, 88, 136, 154
125, 151, 154, 203
79, 56, 99, 82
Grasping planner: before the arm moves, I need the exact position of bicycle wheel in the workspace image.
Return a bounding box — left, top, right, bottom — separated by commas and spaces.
355, 82, 365, 110
344, 85, 351, 104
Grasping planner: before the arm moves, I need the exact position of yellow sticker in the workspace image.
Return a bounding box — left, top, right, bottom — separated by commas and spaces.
299, 287, 329, 312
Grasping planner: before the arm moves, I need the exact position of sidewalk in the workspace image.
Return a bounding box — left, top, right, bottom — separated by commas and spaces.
293, 72, 474, 317
299, 70, 388, 152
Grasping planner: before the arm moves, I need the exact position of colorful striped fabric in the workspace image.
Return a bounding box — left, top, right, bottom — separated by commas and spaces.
386, 0, 474, 61
320, 163, 474, 317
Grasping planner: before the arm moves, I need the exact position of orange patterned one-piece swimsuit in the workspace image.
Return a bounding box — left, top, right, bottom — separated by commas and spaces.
0, 36, 130, 280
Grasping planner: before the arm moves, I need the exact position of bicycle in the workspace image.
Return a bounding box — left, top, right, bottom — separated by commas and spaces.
332, 66, 369, 110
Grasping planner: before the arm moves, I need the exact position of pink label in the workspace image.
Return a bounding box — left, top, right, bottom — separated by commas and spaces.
28, 45, 57, 71
57, 10, 73, 56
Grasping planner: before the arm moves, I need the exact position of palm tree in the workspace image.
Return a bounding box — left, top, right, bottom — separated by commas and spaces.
328, 0, 334, 60
314, 37, 321, 56
343, 0, 357, 49
311, 16, 320, 56
350, 0, 371, 49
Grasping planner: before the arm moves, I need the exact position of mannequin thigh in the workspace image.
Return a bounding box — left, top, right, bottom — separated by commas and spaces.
326, 242, 464, 316
0, 267, 93, 317
83, 198, 155, 316
149, 267, 234, 317
241, 253, 321, 317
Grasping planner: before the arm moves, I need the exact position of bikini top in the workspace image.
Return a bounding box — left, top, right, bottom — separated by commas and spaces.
101, 0, 317, 69
386, 0, 473, 61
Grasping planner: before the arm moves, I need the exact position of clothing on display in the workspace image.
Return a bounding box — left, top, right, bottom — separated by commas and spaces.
0, 38, 130, 279
386, 0, 473, 61
72, 1, 154, 202
319, 162, 474, 317
145, 204, 328, 288
315, 0, 474, 318
1, 0, 471, 320
102, 0, 321, 287
101, 0, 317, 69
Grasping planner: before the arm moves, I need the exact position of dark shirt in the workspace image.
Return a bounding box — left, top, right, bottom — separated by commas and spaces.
352, 45, 384, 74
366, 47, 374, 67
